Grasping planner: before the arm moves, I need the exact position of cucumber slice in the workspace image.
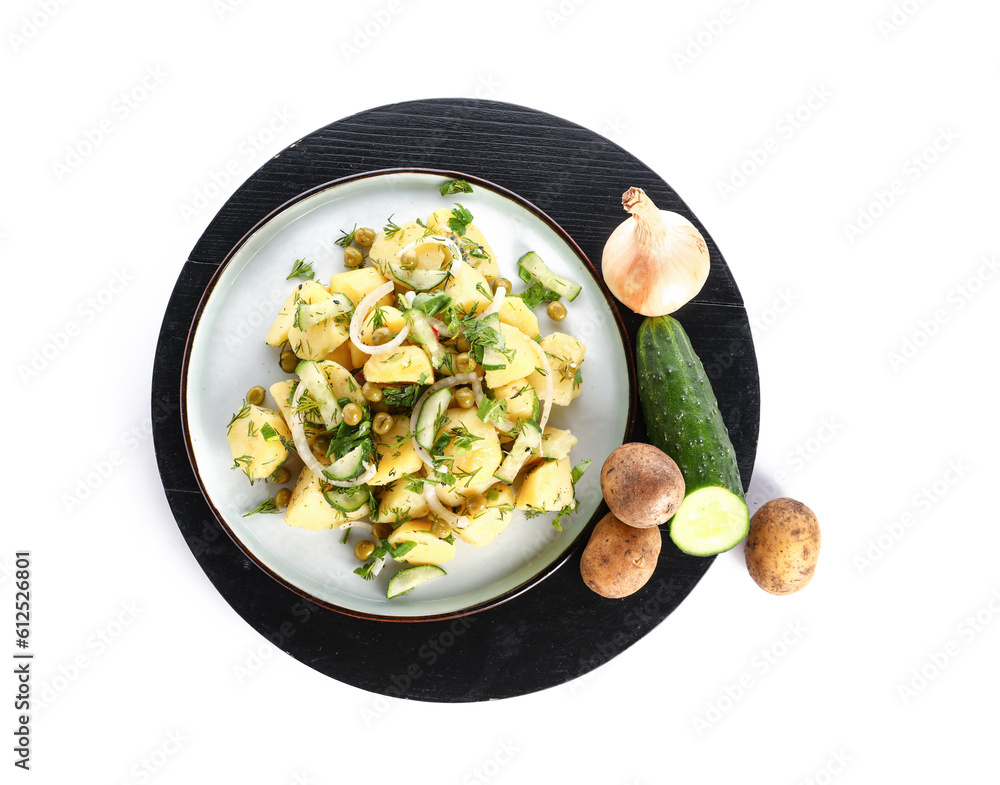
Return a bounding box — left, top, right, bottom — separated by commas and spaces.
387, 565, 446, 598
668, 487, 750, 556
390, 266, 450, 292
474, 313, 508, 371
295, 360, 343, 428
405, 310, 447, 368
321, 443, 366, 481
296, 292, 353, 330
323, 486, 370, 514
494, 420, 541, 483
385, 564, 447, 600
517, 251, 582, 301
414, 387, 452, 450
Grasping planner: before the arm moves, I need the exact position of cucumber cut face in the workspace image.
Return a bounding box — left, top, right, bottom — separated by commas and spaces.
669, 486, 750, 556
387, 565, 446, 598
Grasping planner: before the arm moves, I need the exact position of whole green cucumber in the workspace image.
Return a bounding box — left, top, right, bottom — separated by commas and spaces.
636, 315, 749, 555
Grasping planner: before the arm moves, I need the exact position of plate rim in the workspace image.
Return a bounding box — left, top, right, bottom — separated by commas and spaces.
178, 166, 638, 623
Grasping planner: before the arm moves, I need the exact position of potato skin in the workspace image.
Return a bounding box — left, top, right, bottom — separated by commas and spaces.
580, 512, 662, 598
744, 498, 820, 595
600, 443, 685, 529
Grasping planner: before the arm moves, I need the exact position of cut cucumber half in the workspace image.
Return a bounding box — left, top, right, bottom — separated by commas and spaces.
295, 360, 343, 428
296, 292, 353, 330
406, 309, 447, 369
414, 387, 452, 450
669, 486, 750, 556
494, 419, 541, 483
387, 565, 446, 598
323, 485, 370, 514
321, 443, 367, 482
517, 251, 581, 301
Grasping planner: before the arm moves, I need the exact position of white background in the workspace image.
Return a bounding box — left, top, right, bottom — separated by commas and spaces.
4, 0, 998, 782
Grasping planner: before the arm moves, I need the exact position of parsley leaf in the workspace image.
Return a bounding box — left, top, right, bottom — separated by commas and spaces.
447, 204, 474, 236
440, 179, 473, 196
476, 396, 509, 427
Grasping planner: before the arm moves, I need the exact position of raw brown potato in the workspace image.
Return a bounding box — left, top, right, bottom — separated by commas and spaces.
744, 498, 820, 595
600, 442, 685, 529
580, 512, 661, 598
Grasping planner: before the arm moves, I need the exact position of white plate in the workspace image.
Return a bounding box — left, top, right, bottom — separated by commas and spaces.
183, 170, 633, 619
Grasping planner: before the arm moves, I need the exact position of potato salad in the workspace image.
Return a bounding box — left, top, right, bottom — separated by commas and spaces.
225, 188, 590, 597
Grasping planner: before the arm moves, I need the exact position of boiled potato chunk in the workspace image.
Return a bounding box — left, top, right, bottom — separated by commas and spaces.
516, 457, 575, 513
318, 360, 365, 406
268, 381, 320, 440
265, 280, 330, 347
368, 222, 426, 274
363, 345, 434, 384
226, 403, 291, 481
499, 296, 540, 339
444, 262, 492, 318
426, 208, 499, 281
434, 408, 503, 506
491, 378, 539, 424
326, 340, 356, 370
327, 267, 393, 309
286, 292, 353, 361
484, 323, 539, 389
456, 483, 514, 547
369, 418, 423, 487
387, 520, 456, 565
527, 332, 586, 406
284, 467, 368, 530
374, 478, 430, 523
358, 305, 407, 346
537, 427, 578, 460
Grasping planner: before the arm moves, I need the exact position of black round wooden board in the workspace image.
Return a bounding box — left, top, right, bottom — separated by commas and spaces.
152, 98, 760, 702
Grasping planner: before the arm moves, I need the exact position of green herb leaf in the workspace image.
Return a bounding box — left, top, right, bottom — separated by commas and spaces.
286, 259, 315, 280
440, 179, 473, 196
383, 214, 403, 239
335, 225, 358, 248
243, 497, 282, 516
476, 396, 509, 427
447, 204, 474, 236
